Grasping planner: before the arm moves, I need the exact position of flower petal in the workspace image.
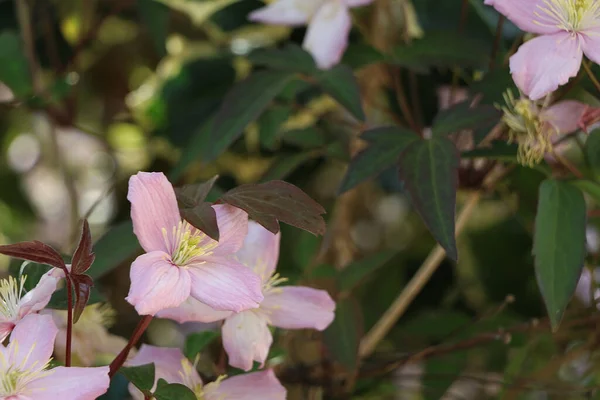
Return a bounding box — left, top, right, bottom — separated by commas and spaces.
510, 32, 583, 100
303, 1, 351, 69
0, 322, 14, 342
126, 251, 191, 316
8, 314, 57, 370
188, 259, 263, 312
205, 369, 286, 400
222, 311, 272, 371
582, 30, 600, 65
26, 366, 110, 400
199, 205, 249, 257
542, 100, 588, 135
344, 0, 373, 7
157, 296, 232, 323
18, 269, 61, 318
235, 221, 280, 281
484, 0, 562, 34
128, 344, 191, 385
128, 172, 181, 254
262, 286, 335, 330
248, 0, 323, 25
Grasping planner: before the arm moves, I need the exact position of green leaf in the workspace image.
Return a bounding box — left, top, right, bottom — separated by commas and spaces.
169, 116, 214, 181
184, 331, 220, 359
248, 44, 317, 74
585, 128, 600, 171
398, 137, 459, 261
205, 70, 294, 161
323, 296, 363, 371
47, 284, 105, 310
138, 0, 170, 56
260, 151, 319, 182
0, 31, 32, 97
282, 127, 327, 149
431, 101, 501, 137
461, 141, 518, 161
219, 180, 326, 236
259, 105, 292, 149
424, 352, 467, 400
391, 31, 489, 73
338, 127, 419, 194
119, 363, 155, 392
315, 65, 365, 121
572, 179, 600, 205
338, 250, 398, 292
88, 221, 139, 279
154, 381, 196, 400
341, 43, 385, 69
534, 179, 587, 329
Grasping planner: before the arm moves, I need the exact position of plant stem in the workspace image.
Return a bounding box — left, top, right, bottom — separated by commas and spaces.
65, 275, 74, 367
109, 315, 153, 377
490, 15, 505, 70
582, 60, 600, 94
359, 191, 482, 358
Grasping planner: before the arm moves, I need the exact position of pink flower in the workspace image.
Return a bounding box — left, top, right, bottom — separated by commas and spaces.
0, 313, 109, 399
127, 345, 286, 400
125, 172, 264, 316
248, 0, 374, 69
0, 270, 60, 342
485, 0, 600, 100
160, 221, 336, 371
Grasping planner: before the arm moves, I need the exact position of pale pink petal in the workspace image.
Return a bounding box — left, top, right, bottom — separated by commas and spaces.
582, 30, 600, 65
128, 172, 181, 254
8, 314, 57, 370
18, 270, 61, 317
575, 268, 594, 306
262, 286, 335, 330
235, 221, 280, 281
205, 370, 286, 400
0, 322, 14, 342
196, 205, 249, 257
510, 32, 583, 100
542, 100, 588, 135
344, 0, 373, 7
187, 259, 263, 312
128, 344, 189, 385
157, 296, 232, 323
26, 366, 110, 400
302, 1, 351, 69
126, 251, 191, 316
484, 0, 562, 34
222, 311, 272, 371
248, 0, 322, 25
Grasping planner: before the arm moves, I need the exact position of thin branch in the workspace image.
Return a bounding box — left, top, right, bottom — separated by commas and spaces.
490, 15, 505, 70
109, 315, 153, 377
583, 60, 600, 95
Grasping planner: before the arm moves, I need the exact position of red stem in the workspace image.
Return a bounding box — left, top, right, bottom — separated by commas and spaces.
65, 275, 74, 367
109, 315, 153, 377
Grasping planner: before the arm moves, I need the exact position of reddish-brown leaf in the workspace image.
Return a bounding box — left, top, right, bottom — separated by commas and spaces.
219, 180, 326, 236
71, 274, 93, 323
176, 177, 220, 241
175, 176, 219, 208
0, 241, 67, 271
71, 220, 95, 275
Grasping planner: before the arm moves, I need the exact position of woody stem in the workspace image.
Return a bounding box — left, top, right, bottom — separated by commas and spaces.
65, 274, 74, 367
109, 315, 153, 377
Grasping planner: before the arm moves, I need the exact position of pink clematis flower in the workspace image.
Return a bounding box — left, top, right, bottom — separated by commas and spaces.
0, 313, 110, 399
485, 0, 600, 100
248, 0, 374, 69
127, 345, 286, 400
125, 172, 264, 316
0, 270, 60, 342
160, 221, 336, 371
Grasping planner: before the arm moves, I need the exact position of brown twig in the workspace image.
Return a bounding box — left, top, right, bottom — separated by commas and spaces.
583, 60, 600, 95
64, 274, 74, 367
109, 315, 153, 377
490, 15, 505, 70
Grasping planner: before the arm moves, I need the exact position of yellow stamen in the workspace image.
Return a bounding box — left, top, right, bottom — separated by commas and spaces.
262, 273, 288, 295
163, 221, 218, 266
0, 276, 27, 320
0, 340, 53, 396
535, 0, 600, 32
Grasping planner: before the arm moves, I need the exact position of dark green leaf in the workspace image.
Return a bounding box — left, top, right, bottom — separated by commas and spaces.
315, 65, 365, 121
462, 141, 518, 161
572, 179, 600, 205
282, 127, 327, 149
0, 31, 32, 97
398, 137, 459, 261
323, 296, 363, 371
169, 117, 214, 181
338, 127, 419, 194
341, 43, 385, 69
338, 250, 398, 292
259, 105, 292, 149
469, 67, 516, 104
175, 177, 220, 240
88, 221, 139, 279
424, 352, 467, 400
219, 180, 326, 235
48, 284, 105, 310
585, 128, 600, 171
534, 180, 586, 329
248, 44, 317, 74
138, 0, 170, 56
391, 31, 489, 73
260, 151, 319, 182
431, 101, 501, 137
205, 70, 294, 160
119, 363, 155, 392
184, 331, 220, 359
154, 382, 196, 400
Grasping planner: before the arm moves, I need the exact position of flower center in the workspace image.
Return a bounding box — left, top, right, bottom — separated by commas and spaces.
0, 276, 26, 321
178, 357, 227, 400
499, 90, 555, 166
536, 0, 600, 32
162, 221, 217, 266
262, 273, 288, 296
0, 341, 53, 396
